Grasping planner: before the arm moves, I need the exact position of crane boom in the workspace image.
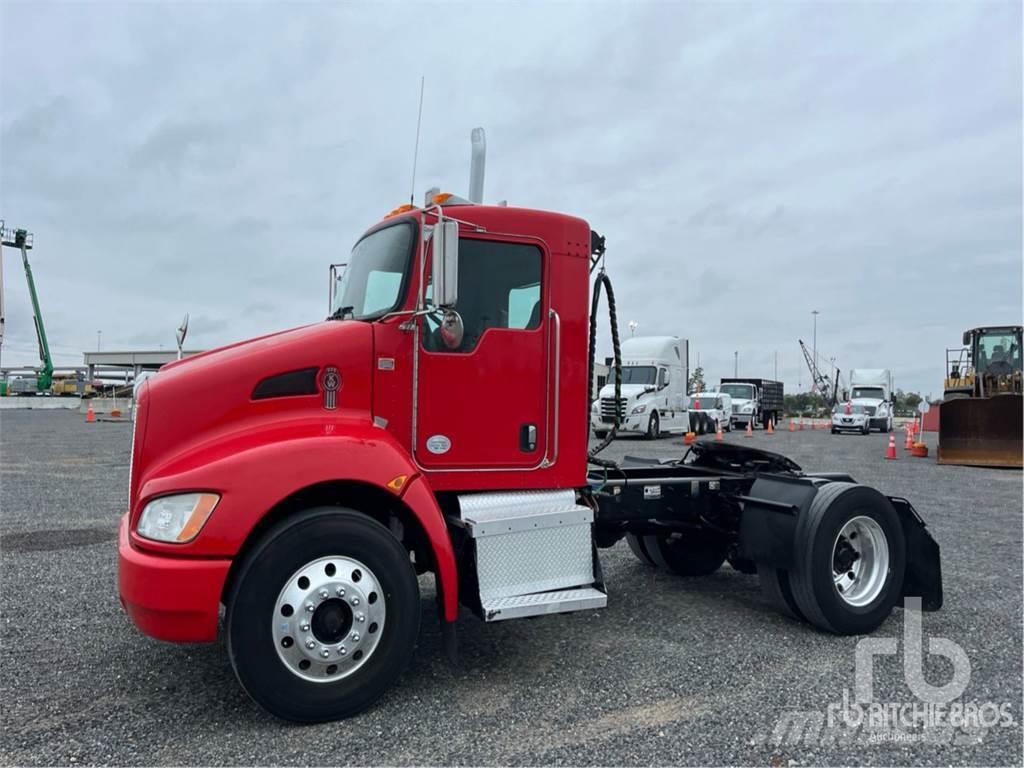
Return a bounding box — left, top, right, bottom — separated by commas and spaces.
799, 338, 834, 403
0, 223, 52, 391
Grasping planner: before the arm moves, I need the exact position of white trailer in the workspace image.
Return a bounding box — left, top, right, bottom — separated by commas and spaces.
848, 368, 894, 432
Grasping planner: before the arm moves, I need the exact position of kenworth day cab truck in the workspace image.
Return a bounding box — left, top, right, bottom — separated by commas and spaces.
118, 141, 942, 723
719, 377, 784, 430
848, 368, 894, 433
591, 336, 689, 439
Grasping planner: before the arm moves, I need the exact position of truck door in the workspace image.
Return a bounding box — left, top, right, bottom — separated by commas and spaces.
415, 235, 550, 470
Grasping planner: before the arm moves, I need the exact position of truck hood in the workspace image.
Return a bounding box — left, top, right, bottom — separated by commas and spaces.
850, 397, 884, 408
134, 320, 374, 502
598, 383, 654, 400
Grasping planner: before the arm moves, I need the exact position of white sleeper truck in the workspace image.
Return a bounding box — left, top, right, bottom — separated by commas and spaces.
591, 336, 692, 439
848, 368, 894, 432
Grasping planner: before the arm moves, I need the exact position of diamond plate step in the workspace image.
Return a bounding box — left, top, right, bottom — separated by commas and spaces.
481, 587, 607, 622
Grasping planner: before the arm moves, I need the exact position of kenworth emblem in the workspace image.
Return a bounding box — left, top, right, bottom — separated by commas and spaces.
321, 366, 340, 410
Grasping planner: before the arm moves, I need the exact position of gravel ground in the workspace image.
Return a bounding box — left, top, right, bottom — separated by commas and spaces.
1, 411, 1021, 766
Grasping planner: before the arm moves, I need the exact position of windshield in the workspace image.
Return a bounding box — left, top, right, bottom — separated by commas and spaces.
977, 330, 1022, 372
851, 386, 884, 400
619, 366, 657, 385
333, 221, 415, 319
719, 383, 753, 400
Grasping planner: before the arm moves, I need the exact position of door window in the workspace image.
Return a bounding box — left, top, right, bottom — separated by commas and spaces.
424, 239, 543, 353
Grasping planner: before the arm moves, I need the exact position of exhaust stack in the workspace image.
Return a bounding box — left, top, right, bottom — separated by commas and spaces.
468, 127, 486, 203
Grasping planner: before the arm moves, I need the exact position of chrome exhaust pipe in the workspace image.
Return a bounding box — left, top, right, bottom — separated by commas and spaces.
469, 127, 486, 203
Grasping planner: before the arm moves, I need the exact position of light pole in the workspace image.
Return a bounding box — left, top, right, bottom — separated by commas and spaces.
811, 310, 820, 391
734, 350, 738, 377
628, 320, 638, 338
97, 330, 102, 352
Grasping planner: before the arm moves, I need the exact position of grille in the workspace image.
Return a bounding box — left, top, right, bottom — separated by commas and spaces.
731, 404, 740, 414
863, 405, 877, 416
600, 397, 627, 422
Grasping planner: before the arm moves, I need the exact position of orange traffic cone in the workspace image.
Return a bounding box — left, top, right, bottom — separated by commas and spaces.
86, 403, 95, 423
767, 419, 774, 435
788, 419, 796, 432
904, 424, 914, 450
798, 418, 804, 431
715, 420, 724, 441
684, 432, 696, 446
744, 421, 753, 438
885, 433, 897, 460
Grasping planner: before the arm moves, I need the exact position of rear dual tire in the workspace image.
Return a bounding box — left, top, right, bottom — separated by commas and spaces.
758, 483, 905, 635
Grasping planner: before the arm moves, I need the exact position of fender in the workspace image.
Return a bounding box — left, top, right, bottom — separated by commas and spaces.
130, 415, 459, 622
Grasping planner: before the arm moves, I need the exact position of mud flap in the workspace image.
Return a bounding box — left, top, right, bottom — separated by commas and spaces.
888, 496, 943, 611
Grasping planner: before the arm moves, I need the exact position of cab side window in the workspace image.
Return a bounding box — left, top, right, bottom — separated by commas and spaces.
425, 239, 542, 353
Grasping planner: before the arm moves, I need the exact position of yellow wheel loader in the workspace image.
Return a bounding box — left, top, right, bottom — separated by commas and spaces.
940, 325, 1022, 468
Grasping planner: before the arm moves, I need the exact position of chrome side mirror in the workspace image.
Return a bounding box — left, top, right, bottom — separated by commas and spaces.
439, 309, 464, 350
432, 220, 459, 307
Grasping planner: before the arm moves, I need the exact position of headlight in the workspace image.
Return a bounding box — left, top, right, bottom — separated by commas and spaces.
137, 493, 220, 543
631, 404, 647, 414
742, 405, 753, 413
591, 402, 599, 412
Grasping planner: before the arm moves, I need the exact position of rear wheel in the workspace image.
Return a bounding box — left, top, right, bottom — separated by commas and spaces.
626, 533, 657, 567
787, 483, 905, 635
227, 509, 420, 722
643, 531, 728, 576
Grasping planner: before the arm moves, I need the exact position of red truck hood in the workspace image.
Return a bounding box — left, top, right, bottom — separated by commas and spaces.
132, 320, 373, 507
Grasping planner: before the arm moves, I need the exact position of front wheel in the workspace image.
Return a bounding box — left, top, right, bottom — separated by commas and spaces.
647, 411, 661, 440
226, 508, 420, 722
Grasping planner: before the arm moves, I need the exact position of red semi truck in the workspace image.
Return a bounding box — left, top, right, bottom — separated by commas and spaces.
119, 173, 942, 723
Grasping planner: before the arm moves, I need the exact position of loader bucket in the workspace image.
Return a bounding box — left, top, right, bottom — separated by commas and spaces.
937, 395, 1023, 468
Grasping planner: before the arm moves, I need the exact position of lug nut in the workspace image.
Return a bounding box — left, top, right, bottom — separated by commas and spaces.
305, 603, 316, 612
356, 612, 365, 623
320, 649, 330, 658
300, 622, 310, 632
319, 589, 329, 599
351, 597, 360, 606
336, 587, 346, 597
350, 632, 360, 642
305, 640, 316, 649
338, 647, 347, 656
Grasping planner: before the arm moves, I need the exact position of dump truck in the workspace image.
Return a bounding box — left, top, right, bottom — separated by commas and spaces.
718, 377, 784, 430
940, 325, 1022, 468
118, 134, 942, 723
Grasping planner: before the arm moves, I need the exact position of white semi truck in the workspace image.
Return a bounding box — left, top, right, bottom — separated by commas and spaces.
591, 336, 715, 439
848, 368, 894, 433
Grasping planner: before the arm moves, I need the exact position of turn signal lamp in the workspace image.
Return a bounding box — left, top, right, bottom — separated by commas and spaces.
137, 493, 220, 543
431, 192, 454, 205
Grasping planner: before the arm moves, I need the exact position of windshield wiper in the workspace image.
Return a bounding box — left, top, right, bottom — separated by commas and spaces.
328, 305, 354, 321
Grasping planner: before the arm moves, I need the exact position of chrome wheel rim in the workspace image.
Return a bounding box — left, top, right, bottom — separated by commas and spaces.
272, 556, 386, 683
832, 515, 889, 607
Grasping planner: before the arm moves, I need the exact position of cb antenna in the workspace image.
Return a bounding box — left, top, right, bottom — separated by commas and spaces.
409, 76, 425, 206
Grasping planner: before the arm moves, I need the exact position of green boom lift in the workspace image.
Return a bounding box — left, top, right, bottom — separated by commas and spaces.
0, 221, 53, 394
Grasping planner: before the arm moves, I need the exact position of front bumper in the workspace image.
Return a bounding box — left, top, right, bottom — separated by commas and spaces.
832, 416, 868, 431
591, 415, 648, 433
118, 513, 231, 642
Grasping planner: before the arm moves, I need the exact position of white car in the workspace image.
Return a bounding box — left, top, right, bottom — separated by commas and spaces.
831, 403, 871, 434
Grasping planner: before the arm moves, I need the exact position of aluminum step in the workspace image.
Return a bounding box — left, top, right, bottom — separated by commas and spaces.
481, 587, 607, 622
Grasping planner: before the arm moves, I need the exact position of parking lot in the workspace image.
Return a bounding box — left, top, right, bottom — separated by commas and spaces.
1, 411, 1021, 766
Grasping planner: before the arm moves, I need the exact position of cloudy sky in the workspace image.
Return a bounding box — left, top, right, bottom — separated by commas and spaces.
1, 1, 1020, 396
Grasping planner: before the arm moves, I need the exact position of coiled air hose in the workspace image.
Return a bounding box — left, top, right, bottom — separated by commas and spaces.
587, 269, 622, 468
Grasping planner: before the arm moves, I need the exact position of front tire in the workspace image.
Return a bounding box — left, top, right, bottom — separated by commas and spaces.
226, 508, 420, 722
647, 411, 661, 440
